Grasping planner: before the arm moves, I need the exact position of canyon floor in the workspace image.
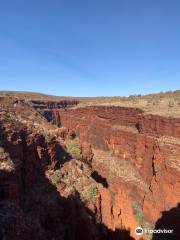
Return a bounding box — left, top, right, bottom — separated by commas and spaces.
0, 91, 180, 240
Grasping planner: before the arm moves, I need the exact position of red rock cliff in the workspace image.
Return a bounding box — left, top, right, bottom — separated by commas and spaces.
0, 106, 138, 240
49, 106, 180, 236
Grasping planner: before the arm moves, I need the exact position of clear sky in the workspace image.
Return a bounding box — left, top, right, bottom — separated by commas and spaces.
0, 0, 180, 96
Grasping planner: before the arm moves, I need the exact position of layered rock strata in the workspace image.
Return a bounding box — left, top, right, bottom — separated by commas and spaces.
47, 106, 180, 237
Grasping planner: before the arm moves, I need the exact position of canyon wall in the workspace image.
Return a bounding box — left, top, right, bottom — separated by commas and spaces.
30, 100, 79, 109
1, 102, 180, 240
49, 106, 180, 236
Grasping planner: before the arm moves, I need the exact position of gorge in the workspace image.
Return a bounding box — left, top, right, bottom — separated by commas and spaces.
0, 93, 180, 240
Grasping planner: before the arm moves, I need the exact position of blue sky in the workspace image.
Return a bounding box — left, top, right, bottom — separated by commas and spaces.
0, 0, 180, 96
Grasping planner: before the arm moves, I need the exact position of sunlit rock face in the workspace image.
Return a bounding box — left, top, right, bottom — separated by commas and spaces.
49, 106, 180, 238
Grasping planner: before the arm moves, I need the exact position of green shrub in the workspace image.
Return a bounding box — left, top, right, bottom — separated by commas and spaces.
86, 184, 98, 202
132, 202, 144, 226
132, 202, 155, 239
43, 132, 50, 143
66, 140, 81, 160
49, 171, 62, 186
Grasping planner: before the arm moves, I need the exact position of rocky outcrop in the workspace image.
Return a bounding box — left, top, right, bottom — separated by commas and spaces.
47, 106, 180, 237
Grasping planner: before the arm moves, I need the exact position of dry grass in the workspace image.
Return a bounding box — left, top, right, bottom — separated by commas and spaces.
92, 149, 149, 191
74, 90, 180, 118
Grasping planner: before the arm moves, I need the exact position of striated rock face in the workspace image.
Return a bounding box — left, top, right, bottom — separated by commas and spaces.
51, 106, 180, 138
47, 106, 180, 238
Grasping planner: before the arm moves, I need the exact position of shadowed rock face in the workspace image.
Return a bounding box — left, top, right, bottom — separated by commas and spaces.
45, 106, 180, 237
0, 110, 136, 240
152, 203, 180, 240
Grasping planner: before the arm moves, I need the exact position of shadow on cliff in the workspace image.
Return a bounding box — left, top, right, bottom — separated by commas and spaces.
0, 126, 135, 240
51, 140, 72, 169
152, 203, 180, 240
91, 170, 108, 188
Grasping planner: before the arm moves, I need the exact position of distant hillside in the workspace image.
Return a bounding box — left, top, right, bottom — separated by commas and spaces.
0, 90, 180, 117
